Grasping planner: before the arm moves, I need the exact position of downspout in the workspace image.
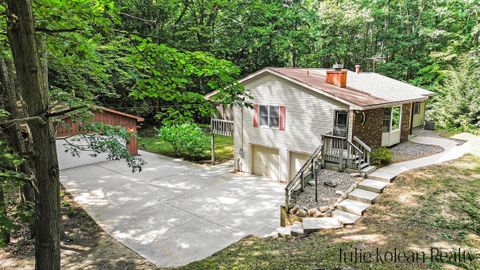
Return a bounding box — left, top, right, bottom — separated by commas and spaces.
409, 103, 414, 135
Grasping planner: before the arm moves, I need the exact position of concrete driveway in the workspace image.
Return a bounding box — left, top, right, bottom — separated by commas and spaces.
60, 151, 284, 267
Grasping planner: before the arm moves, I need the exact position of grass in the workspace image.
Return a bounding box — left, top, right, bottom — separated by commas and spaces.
138, 134, 234, 163
176, 155, 480, 270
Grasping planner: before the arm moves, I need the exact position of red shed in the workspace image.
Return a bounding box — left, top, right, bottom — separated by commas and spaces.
55, 107, 145, 155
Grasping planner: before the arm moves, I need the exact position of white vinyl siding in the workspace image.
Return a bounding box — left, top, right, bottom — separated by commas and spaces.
234, 73, 348, 182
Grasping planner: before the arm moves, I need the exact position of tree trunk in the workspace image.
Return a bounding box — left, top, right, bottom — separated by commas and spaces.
0, 188, 10, 245
5, 1, 61, 269
0, 58, 35, 206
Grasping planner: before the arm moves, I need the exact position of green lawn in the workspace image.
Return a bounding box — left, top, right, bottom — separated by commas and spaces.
176, 155, 480, 270
138, 134, 234, 163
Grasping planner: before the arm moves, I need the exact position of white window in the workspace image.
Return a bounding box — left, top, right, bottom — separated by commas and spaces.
259, 105, 280, 128
383, 106, 402, 133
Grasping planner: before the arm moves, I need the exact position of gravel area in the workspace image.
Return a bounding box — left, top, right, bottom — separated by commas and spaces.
391, 141, 444, 163
293, 169, 357, 210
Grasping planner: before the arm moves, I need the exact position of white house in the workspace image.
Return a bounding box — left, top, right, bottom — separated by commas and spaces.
208, 66, 434, 182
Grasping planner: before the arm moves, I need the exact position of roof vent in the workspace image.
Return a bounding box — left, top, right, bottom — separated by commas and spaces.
326, 64, 347, 88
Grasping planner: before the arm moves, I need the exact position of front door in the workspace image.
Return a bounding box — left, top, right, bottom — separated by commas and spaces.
333, 110, 348, 138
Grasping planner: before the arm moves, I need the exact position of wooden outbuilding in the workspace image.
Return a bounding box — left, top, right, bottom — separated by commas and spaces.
55, 107, 145, 155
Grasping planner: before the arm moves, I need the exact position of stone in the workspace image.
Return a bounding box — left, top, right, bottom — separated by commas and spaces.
350, 172, 361, 177
324, 178, 338, 187
308, 208, 321, 217
308, 180, 316, 186
335, 190, 344, 196
319, 206, 329, 213
313, 211, 325, 218
291, 221, 304, 236
341, 193, 348, 199
325, 210, 333, 217
289, 207, 298, 215
296, 208, 308, 217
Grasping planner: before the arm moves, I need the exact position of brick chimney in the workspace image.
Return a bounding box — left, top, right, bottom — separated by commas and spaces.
355, 64, 361, 74
326, 64, 347, 88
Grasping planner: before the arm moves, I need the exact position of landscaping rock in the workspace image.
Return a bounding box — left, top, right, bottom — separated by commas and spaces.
319, 206, 329, 212
313, 211, 325, 218
308, 180, 316, 186
350, 172, 361, 177
324, 178, 338, 187
335, 190, 344, 196
325, 210, 333, 217
292, 169, 356, 210
308, 208, 321, 217
296, 208, 308, 217
289, 207, 298, 215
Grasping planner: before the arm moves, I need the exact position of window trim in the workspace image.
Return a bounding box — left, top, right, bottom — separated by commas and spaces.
334, 110, 348, 128
258, 105, 280, 129
383, 106, 402, 133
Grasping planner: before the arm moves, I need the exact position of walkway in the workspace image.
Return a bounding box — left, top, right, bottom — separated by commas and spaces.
369, 133, 474, 181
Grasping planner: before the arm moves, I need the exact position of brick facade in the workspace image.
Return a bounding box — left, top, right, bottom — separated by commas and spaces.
400, 103, 412, 143
352, 108, 384, 149
352, 103, 412, 149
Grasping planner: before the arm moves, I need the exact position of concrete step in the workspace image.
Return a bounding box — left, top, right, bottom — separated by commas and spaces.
361, 165, 377, 174
337, 199, 371, 215
276, 226, 292, 237
348, 188, 380, 204
302, 217, 342, 233
333, 210, 361, 225
367, 171, 395, 182
358, 179, 389, 193
291, 221, 304, 236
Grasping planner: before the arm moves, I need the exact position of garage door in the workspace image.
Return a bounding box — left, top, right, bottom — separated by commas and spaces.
289, 151, 310, 181
252, 145, 280, 180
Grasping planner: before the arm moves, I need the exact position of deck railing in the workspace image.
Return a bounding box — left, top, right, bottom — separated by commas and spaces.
284, 134, 371, 210
284, 143, 323, 210
211, 118, 234, 136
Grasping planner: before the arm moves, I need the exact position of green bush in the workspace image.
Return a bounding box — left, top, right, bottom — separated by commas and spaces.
370, 147, 393, 166
157, 123, 210, 159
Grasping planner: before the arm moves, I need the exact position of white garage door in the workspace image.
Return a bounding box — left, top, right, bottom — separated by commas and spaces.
252, 145, 280, 180
289, 151, 310, 182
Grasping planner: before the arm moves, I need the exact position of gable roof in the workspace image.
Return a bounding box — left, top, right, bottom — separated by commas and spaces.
237, 67, 434, 109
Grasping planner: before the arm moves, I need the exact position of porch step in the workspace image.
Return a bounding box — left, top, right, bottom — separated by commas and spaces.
348, 189, 380, 204
290, 221, 304, 236
361, 165, 377, 174
333, 210, 361, 225
302, 217, 342, 233
358, 179, 389, 193
337, 199, 371, 215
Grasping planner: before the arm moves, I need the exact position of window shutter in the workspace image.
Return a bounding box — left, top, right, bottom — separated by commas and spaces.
279, 105, 286, 131
253, 104, 259, 127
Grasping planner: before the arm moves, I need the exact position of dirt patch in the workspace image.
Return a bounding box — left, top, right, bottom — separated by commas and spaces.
0, 187, 156, 270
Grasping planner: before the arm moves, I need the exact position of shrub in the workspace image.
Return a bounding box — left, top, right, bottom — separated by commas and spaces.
157, 123, 210, 159
370, 147, 393, 166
